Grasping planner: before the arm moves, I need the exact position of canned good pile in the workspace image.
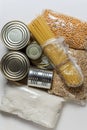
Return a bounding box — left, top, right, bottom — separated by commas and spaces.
0, 9, 87, 128
0, 20, 54, 90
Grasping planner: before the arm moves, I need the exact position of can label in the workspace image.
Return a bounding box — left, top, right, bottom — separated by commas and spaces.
28, 68, 53, 89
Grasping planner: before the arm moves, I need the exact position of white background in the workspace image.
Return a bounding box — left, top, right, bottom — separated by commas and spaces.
0, 0, 87, 130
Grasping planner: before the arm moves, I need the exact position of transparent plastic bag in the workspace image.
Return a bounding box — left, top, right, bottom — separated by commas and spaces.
43, 37, 84, 88
28, 16, 84, 88
43, 9, 87, 50
49, 49, 87, 104
0, 74, 64, 128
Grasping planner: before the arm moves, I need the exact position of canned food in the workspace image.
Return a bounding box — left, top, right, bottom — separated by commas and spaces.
28, 67, 53, 89
36, 55, 54, 70
1, 51, 30, 81
1, 21, 30, 50
26, 41, 42, 60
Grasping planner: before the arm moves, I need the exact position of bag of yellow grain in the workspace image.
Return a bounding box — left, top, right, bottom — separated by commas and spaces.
43, 9, 87, 50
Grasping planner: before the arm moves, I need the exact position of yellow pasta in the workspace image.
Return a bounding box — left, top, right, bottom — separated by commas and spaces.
59, 61, 83, 87
28, 15, 83, 87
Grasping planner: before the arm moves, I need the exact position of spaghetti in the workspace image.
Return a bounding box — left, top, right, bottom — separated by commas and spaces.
28, 15, 83, 87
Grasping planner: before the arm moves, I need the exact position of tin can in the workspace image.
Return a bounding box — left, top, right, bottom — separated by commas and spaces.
1, 51, 30, 81
26, 41, 42, 60
26, 41, 53, 69
36, 55, 54, 70
1, 21, 30, 50
28, 67, 53, 89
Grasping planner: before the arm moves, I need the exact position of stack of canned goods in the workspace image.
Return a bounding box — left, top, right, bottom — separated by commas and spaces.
0, 20, 54, 90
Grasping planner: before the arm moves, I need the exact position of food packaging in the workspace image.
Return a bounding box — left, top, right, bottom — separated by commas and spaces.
43, 9, 87, 50
28, 16, 84, 88
49, 49, 87, 105
0, 74, 64, 128
43, 38, 84, 88
1, 21, 30, 50
0, 51, 30, 81
28, 67, 53, 89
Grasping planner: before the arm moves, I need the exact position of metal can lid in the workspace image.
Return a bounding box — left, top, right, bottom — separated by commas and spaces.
1, 51, 30, 81
1, 21, 30, 50
26, 42, 42, 60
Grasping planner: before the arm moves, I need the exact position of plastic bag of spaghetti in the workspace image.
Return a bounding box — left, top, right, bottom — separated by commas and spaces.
43, 37, 84, 88
0, 74, 64, 128
28, 15, 84, 88
43, 9, 87, 50
49, 49, 87, 105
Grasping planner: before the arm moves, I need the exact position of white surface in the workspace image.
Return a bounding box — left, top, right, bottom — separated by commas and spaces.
0, 0, 87, 130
